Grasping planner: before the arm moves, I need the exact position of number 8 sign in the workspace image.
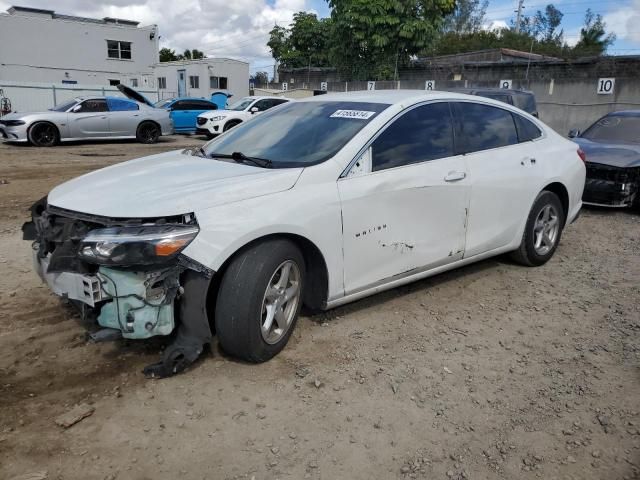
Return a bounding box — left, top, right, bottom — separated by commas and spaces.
597, 78, 615, 95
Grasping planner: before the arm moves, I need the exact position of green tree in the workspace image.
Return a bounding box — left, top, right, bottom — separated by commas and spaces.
573, 9, 616, 56
442, 0, 488, 34
328, 0, 455, 80
535, 4, 564, 43
251, 71, 269, 86
159, 47, 178, 62
268, 13, 331, 69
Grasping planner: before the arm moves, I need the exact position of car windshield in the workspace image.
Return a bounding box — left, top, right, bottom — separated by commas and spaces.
49, 98, 80, 112
582, 115, 640, 144
227, 98, 254, 111
154, 99, 173, 108
203, 101, 390, 167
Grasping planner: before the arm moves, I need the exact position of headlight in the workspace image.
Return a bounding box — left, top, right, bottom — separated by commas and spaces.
210, 116, 226, 121
1, 120, 25, 126
79, 224, 199, 266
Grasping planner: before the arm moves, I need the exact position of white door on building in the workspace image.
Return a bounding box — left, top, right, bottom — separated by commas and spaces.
177, 70, 186, 97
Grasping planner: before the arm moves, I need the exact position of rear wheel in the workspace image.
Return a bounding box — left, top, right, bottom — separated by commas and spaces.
28, 122, 59, 147
136, 121, 160, 144
511, 191, 565, 266
215, 239, 305, 362
223, 120, 241, 132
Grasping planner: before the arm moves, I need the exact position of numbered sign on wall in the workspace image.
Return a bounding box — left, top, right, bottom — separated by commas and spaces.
499, 79, 512, 89
320, 82, 328, 92
367, 81, 376, 91
282, 82, 288, 92
249, 82, 255, 90
425, 80, 436, 91
597, 78, 615, 95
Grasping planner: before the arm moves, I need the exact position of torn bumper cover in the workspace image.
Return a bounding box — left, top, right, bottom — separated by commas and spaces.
23, 198, 214, 376
583, 162, 640, 207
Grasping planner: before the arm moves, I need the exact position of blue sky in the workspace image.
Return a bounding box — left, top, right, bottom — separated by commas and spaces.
1, 0, 637, 73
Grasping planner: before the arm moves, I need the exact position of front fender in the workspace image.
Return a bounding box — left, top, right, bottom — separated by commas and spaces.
183, 183, 344, 300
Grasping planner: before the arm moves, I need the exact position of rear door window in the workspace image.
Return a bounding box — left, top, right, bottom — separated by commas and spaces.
371, 102, 455, 172
453, 102, 518, 154
106, 98, 139, 111
77, 99, 108, 113
512, 114, 542, 142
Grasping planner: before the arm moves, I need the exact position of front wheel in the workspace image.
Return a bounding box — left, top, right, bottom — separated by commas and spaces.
136, 121, 160, 144
511, 191, 565, 266
223, 120, 241, 132
28, 122, 59, 147
215, 239, 305, 362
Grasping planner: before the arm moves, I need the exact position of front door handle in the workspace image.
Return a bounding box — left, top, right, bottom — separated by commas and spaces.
444, 171, 466, 182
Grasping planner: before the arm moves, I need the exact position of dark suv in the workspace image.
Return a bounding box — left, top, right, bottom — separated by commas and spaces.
450, 88, 539, 118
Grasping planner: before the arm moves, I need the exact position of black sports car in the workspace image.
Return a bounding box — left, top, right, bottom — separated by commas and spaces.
570, 110, 640, 208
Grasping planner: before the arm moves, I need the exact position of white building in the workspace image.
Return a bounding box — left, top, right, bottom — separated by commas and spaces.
153, 58, 249, 101
0, 6, 158, 87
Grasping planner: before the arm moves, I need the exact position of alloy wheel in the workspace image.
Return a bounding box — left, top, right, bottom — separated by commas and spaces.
533, 204, 559, 255
260, 260, 301, 344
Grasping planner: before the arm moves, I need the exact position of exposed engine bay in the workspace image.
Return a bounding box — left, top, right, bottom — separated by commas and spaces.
584, 162, 640, 207
23, 197, 214, 377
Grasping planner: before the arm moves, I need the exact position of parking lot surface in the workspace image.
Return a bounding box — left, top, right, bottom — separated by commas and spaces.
0, 137, 639, 480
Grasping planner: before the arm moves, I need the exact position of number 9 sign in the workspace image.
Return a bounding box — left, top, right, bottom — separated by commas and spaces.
500, 79, 512, 89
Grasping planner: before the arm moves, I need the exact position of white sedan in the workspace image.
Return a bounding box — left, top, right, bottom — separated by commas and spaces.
24, 90, 585, 377
195, 96, 291, 138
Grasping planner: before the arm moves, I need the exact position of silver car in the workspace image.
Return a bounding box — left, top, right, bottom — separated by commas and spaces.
0, 85, 173, 146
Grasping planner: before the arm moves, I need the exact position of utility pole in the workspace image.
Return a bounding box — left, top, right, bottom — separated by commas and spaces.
515, 0, 525, 33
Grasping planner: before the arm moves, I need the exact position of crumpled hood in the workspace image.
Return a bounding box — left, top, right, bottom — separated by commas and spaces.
48, 150, 303, 218
574, 138, 640, 168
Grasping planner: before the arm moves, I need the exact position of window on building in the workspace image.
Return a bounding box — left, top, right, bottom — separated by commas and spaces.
371, 102, 454, 172
108, 79, 120, 86
219, 77, 228, 89
158, 77, 167, 89
130, 78, 138, 87
189, 76, 200, 89
107, 40, 132, 60
210, 76, 219, 89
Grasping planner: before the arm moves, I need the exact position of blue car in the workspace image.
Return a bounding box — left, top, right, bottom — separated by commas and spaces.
154, 98, 218, 133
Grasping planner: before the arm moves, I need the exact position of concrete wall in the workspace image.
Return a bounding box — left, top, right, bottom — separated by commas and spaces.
0, 9, 158, 86
152, 59, 249, 101
276, 57, 640, 133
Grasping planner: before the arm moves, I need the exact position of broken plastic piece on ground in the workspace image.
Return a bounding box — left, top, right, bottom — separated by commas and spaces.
143, 348, 197, 379
87, 328, 122, 343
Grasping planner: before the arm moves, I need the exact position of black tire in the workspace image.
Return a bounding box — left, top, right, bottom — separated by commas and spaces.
215, 239, 305, 363
27, 122, 59, 147
136, 121, 160, 144
511, 190, 565, 267
223, 120, 241, 132
205, 132, 215, 140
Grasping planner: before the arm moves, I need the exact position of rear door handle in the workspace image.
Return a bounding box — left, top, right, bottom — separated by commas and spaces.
444, 171, 466, 182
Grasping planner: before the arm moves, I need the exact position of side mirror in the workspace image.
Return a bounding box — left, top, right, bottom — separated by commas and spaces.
250, 106, 259, 114
568, 129, 580, 138
71, 104, 82, 113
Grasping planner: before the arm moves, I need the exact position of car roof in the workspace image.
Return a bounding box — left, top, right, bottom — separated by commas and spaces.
247, 96, 291, 101
607, 110, 640, 117
298, 89, 512, 106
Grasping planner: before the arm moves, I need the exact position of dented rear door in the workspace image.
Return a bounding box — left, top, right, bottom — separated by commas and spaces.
338, 102, 470, 295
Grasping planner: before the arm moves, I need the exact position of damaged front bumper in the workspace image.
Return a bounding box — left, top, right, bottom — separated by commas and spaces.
23, 200, 216, 376
33, 251, 178, 338
583, 162, 640, 208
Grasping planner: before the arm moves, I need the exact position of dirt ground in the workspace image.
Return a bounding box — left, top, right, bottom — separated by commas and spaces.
0, 136, 638, 480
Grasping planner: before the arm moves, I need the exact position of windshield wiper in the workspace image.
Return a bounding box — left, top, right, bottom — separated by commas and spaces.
208, 151, 272, 168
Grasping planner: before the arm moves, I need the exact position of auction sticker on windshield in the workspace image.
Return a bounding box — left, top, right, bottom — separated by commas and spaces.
330, 110, 377, 119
